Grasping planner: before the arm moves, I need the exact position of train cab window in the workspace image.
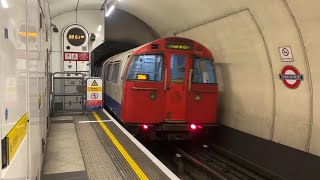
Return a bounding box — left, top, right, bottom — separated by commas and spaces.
126, 55, 163, 81
170, 54, 186, 83
111, 63, 120, 83
106, 63, 113, 81
192, 58, 216, 84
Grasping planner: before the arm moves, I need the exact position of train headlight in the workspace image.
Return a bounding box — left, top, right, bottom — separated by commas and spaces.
195, 94, 201, 101
149, 93, 157, 100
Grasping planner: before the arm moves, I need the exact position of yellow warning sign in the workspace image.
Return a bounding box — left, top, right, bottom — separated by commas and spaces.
6, 113, 28, 162
91, 80, 98, 86
87, 87, 102, 92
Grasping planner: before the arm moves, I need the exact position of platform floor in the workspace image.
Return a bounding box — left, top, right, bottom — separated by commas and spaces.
42, 110, 178, 180
42, 116, 88, 180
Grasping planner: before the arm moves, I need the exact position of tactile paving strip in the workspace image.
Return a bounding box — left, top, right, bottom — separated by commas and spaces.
88, 113, 171, 180
74, 115, 123, 180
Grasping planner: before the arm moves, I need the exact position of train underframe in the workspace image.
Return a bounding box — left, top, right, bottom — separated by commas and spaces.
124, 123, 218, 141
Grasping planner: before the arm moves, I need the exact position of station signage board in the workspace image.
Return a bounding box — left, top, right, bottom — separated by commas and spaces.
62, 24, 90, 74
86, 78, 103, 110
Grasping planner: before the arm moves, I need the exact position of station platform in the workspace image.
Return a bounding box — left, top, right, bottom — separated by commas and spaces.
41, 109, 179, 180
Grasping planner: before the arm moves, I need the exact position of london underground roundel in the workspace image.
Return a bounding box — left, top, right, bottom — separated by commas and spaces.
279, 65, 303, 89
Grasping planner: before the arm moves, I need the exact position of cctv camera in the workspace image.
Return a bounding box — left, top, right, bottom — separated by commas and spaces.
51, 23, 59, 33
90, 33, 96, 41
53, 26, 59, 33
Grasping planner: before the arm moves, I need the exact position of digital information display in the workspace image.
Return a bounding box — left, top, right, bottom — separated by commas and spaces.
137, 74, 149, 80
166, 43, 193, 50
67, 28, 86, 46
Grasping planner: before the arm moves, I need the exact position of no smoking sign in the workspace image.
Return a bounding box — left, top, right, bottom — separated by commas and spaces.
279, 46, 294, 62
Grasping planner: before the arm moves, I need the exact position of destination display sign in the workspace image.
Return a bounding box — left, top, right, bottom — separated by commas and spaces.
166, 43, 193, 50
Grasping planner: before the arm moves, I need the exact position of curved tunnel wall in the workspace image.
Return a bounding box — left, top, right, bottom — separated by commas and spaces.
118, 0, 319, 156
287, 0, 320, 155
174, 1, 313, 153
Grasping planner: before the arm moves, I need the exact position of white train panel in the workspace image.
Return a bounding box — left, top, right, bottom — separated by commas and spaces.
102, 48, 138, 104
0, 0, 51, 179
2, 138, 28, 180
0, 0, 28, 138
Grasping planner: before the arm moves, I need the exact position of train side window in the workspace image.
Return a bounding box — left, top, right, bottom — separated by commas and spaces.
192, 58, 216, 84
126, 55, 163, 81
111, 63, 120, 83
106, 63, 113, 81
103, 64, 108, 80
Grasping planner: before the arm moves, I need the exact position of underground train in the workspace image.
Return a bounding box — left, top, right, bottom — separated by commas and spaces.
101, 37, 218, 140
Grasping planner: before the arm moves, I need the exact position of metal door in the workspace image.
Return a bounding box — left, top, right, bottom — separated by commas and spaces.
165, 54, 190, 121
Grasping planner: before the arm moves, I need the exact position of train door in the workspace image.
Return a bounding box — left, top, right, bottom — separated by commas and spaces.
122, 54, 165, 123
186, 58, 218, 124
165, 54, 191, 121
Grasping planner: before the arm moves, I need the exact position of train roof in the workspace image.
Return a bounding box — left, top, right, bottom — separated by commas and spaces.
102, 37, 213, 65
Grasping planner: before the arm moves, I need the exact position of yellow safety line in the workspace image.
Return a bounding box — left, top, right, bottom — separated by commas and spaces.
92, 111, 149, 180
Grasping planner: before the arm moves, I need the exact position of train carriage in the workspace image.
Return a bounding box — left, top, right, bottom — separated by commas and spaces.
102, 37, 218, 140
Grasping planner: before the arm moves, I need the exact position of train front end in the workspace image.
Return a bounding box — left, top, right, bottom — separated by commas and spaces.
121, 37, 218, 140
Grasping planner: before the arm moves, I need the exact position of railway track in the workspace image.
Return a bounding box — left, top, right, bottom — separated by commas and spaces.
174, 143, 285, 180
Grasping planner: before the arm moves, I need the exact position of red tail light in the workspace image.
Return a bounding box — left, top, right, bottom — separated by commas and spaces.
143, 124, 149, 130
190, 124, 197, 130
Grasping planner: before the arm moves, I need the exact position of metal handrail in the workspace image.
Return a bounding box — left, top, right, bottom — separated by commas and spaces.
131, 87, 159, 91
51, 72, 85, 116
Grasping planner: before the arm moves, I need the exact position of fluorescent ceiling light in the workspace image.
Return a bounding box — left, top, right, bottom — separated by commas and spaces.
97, 25, 102, 32
1, 0, 8, 8
105, 5, 115, 17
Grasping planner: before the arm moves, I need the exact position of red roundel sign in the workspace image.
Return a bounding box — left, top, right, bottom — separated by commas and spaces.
279, 65, 303, 89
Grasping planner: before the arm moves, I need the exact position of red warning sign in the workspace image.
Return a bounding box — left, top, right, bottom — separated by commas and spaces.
86, 100, 102, 106
279, 65, 303, 89
91, 93, 98, 99
64, 52, 89, 61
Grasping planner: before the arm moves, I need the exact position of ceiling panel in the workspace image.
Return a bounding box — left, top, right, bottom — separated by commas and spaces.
78, 0, 105, 10
49, 0, 105, 18
49, 0, 78, 17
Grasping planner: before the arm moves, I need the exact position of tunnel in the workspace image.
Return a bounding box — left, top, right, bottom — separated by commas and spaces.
1, 0, 320, 179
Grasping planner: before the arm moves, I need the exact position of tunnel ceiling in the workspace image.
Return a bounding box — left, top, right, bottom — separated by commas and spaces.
48, 0, 229, 37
